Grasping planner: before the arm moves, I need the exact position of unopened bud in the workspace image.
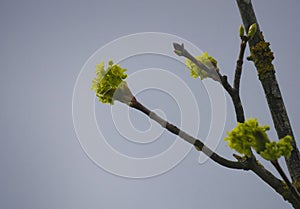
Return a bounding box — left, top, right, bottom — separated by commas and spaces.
247, 23, 257, 40
239, 25, 245, 37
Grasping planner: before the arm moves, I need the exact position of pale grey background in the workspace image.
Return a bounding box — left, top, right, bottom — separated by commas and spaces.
1, 0, 300, 209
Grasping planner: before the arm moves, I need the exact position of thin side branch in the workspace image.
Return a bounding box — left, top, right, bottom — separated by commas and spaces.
271, 160, 300, 199
173, 42, 245, 123
234, 36, 248, 91
249, 156, 300, 208
173, 43, 218, 81
129, 97, 247, 170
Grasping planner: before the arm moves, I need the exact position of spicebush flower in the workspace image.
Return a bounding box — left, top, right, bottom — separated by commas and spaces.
91, 60, 133, 105
185, 52, 219, 80
260, 136, 293, 161
225, 118, 293, 160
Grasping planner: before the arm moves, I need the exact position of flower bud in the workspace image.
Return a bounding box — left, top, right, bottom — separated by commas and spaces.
247, 23, 257, 40
239, 25, 245, 37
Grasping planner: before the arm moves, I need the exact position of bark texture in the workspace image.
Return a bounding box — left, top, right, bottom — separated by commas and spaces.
236, 0, 300, 185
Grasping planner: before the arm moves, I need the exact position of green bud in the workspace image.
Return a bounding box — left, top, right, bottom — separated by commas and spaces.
247, 23, 257, 40
239, 25, 245, 37
108, 60, 114, 66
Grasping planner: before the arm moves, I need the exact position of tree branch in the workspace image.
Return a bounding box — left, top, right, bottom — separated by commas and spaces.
234, 36, 248, 91
129, 97, 247, 170
236, 0, 300, 185
128, 96, 300, 208
173, 43, 220, 81
271, 160, 300, 199
249, 156, 300, 209
173, 42, 245, 123
172, 23, 300, 206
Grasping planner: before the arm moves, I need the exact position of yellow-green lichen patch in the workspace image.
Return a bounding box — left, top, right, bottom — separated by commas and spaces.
293, 180, 300, 192
248, 40, 275, 80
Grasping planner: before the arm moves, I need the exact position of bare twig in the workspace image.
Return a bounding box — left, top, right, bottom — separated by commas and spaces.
129, 96, 247, 170
234, 36, 248, 91
249, 156, 300, 208
271, 160, 300, 200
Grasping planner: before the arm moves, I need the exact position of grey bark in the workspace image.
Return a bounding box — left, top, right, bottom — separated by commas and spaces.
236, 0, 300, 184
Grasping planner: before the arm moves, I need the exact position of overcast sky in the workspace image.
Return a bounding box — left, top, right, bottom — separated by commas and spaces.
1, 0, 300, 209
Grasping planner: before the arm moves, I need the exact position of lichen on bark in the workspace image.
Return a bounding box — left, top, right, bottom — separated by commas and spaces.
247, 32, 275, 80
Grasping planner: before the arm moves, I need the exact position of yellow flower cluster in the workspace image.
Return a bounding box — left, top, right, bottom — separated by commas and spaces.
225, 118, 293, 160
91, 60, 132, 105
